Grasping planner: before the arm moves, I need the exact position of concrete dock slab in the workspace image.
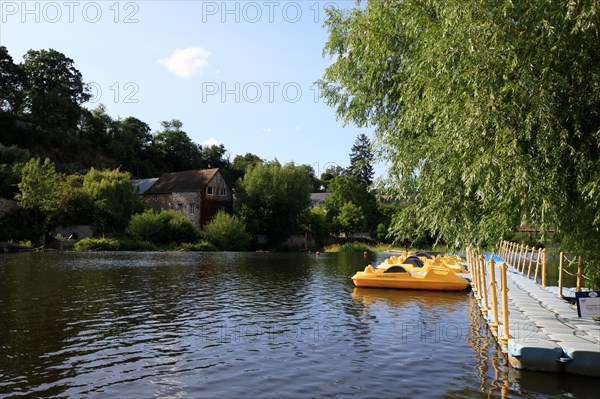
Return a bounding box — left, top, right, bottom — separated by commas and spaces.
476, 254, 600, 377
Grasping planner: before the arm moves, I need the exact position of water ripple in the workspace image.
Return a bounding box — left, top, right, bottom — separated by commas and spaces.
1, 252, 600, 398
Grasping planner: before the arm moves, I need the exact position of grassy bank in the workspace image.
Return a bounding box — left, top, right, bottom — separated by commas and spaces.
322, 242, 457, 253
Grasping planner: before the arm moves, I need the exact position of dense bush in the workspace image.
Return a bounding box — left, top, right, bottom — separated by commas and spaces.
74, 237, 120, 251
126, 209, 200, 245
177, 241, 217, 251
205, 212, 251, 251
338, 242, 371, 252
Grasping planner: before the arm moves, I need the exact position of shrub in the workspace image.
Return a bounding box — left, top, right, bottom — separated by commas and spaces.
118, 239, 157, 251
74, 237, 119, 251
177, 241, 217, 251
126, 209, 200, 245
205, 212, 251, 251
338, 242, 371, 252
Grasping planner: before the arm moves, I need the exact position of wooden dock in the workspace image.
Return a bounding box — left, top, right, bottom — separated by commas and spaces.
468, 251, 600, 377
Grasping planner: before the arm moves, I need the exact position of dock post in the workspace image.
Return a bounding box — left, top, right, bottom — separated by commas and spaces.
558, 251, 564, 298
517, 245, 525, 272
526, 246, 535, 278
542, 248, 547, 288
534, 248, 542, 282
488, 258, 499, 331
513, 243, 520, 268
499, 262, 511, 345
576, 255, 582, 292
479, 255, 489, 315
472, 250, 480, 297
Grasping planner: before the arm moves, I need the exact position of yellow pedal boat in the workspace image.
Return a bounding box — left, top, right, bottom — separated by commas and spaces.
379, 253, 469, 274
352, 262, 470, 291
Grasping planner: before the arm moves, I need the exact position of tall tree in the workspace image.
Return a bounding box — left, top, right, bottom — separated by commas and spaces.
21, 49, 90, 131
149, 119, 203, 172
320, 164, 346, 191
231, 152, 264, 183
0, 46, 23, 113
348, 133, 374, 186
238, 160, 313, 246
319, 1, 600, 253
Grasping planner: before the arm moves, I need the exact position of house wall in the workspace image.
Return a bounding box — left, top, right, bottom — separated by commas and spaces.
201, 172, 233, 227
172, 192, 202, 226
141, 171, 233, 229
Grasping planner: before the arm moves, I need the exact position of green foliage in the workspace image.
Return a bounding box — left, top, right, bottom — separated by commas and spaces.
301, 206, 331, 246
204, 211, 251, 251
126, 209, 200, 245
117, 239, 157, 251
82, 167, 141, 232
74, 237, 120, 251
319, 165, 346, 191
239, 160, 313, 245
349, 133, 374, 186
15, 157, 63, 214
149, 119, 203, 172
376, 223, 387, 241
21, 48, 90, 131
325, 175, 377, 233
177, 241, 217, 251
319, 1, 600, 256
338, 242, 371, 253
0, 143, 30, 198
334, 201, 367, 235
0, 46, 23, 113
231, 153, 264, 184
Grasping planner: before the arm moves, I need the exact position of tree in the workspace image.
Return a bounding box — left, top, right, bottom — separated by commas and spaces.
231, 152, 264, 184
82, 168, 141, 232
320, 164, 346, 191
149, 119, 203, 172
334, 201, 367, 236
15, 158, 65, 240
349, 133, 374, 186
0, 143, 30, 198
15, 157, 63, 214
21, 49, 90, 131
239, 160, 313, 246
324, 175, 377, 232
205, 211, 251, 250
319, 1, 600, 253
0, 46, 23, 113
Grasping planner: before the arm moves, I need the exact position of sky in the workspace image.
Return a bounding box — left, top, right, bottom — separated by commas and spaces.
1, 0, 383, 179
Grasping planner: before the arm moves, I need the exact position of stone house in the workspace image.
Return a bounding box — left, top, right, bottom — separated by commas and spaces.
140, 168, 232, 228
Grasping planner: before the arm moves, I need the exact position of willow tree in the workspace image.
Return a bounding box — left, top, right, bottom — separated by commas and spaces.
319, 1, 599, 254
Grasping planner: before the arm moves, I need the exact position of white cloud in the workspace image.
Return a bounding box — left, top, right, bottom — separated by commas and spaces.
202, 138, 220, 147
295, 126, 303, 131
157, 47, 210, 77
261, 127, 275, 133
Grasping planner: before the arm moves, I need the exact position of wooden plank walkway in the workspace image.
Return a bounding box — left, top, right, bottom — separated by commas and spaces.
472, 254, 600, 377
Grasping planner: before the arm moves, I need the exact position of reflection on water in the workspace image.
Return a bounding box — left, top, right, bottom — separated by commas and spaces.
0, 251, 598, 398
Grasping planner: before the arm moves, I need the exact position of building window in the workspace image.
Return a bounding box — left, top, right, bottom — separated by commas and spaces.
152, 194, 158, 202
220, 205, 226, 212
219, 187, 227, 196
207, 186, 214, 195
190, 203, 195, 215
177, 203, 183, 212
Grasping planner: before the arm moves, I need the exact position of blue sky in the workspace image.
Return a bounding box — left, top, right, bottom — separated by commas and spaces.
1, 0, 382, 178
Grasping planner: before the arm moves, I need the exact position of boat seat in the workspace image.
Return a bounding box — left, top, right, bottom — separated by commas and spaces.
383, 265, 408, 273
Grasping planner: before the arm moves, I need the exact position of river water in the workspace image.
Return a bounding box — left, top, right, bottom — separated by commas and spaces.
0, 251, 598, 398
